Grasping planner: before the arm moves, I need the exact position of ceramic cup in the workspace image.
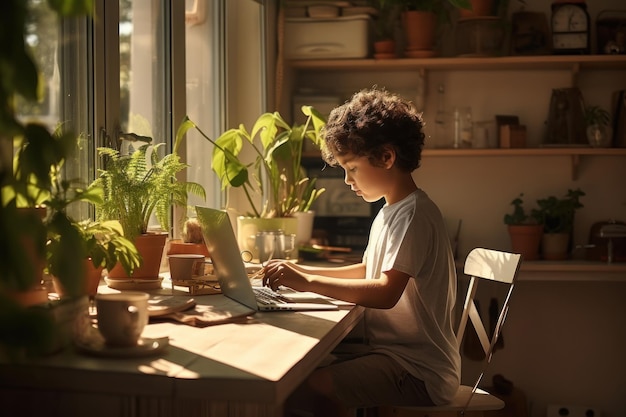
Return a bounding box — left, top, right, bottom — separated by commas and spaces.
95, 291, 149, 347
168, 254, 206, 281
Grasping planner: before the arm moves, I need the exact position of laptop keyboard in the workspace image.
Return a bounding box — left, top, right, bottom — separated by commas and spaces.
253, 287, 293, 305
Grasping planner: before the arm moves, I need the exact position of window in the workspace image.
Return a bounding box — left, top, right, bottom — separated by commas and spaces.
183, 0, 225, 215
117, 0, 169, 154
17, 0, 230, 234
16, 0, 92, 220
100, 0, 227, 233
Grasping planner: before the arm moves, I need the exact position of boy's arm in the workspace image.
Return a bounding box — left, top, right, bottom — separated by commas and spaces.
264, 261, 409, 309
302, 268, 409, 308
289, 261, 366, 279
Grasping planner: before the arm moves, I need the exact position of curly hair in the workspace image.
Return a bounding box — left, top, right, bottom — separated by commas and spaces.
321, 88, 425, 172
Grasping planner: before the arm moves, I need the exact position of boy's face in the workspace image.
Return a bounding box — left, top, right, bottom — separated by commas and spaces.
336, 153, 390, 203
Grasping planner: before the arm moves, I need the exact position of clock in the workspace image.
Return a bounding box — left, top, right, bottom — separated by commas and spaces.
550, 0, 590, 54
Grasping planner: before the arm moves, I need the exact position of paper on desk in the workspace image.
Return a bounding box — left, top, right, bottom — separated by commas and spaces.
156, 296, 256, 327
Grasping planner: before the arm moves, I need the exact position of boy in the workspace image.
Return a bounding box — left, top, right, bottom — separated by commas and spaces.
263, 88, 460, 416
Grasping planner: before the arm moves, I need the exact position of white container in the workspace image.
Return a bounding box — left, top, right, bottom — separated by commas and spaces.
285, 15, 372, 59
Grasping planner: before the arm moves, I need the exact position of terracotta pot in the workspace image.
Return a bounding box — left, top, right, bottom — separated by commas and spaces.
83, 261, 103, 295
460, 0, 496, 18
507, 224, 543, 261
402, 11, 436, 52
374, 39, 396, 53
107, 232, 168, 280
53, 258, 103, 297
8, 285, 49, 307
17, 207, 47, 288
541, 233, 570, 260
167, 239, 210, 257
4, 207, 49, 307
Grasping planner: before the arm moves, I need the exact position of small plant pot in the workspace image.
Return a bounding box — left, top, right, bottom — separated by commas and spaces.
168, 240, 210, 257
373, 39, 397, 59
460, 0, 496, 18
402, 11, 436, 52
507, 224, 543, 261
586, 124, 611, 147
53, 258, 103, 297
541, 233, 570, 260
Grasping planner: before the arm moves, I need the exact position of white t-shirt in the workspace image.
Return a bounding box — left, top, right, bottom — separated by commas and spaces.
362, 188, 460, 404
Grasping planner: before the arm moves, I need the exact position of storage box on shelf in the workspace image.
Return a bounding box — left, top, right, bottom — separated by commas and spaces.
284, 15, 373, 60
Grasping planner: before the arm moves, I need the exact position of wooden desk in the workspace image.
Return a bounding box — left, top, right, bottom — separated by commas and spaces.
0, 292, 364, 417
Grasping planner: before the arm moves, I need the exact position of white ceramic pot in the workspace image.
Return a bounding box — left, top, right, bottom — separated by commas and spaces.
293, 210, 315, 247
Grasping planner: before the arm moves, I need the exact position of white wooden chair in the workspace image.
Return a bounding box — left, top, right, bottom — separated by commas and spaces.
377, 247, 522, 417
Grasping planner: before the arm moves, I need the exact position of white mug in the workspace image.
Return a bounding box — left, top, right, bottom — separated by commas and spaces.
95, 292, 149, 347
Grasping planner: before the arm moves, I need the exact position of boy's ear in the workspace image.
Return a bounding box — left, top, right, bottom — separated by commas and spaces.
382, 147, 396, 169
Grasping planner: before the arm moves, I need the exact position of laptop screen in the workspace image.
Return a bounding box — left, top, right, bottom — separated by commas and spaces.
195, 206, 259, 311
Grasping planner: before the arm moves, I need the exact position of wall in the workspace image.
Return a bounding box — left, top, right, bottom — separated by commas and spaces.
466, 280, 626, 417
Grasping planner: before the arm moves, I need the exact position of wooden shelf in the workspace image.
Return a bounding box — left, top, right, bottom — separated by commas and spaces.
517, 260, 626, 282
421, 148, 626, 157
426, 148, 626, 180
289, 55, 626, 72
305, 148, 626, 158
458, 260, 626, 282
304, 148, 626, 179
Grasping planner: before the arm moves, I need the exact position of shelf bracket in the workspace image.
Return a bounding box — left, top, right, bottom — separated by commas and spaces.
571, 154, 580, 180
570, 62, 581, 86
415, 68, 427, 112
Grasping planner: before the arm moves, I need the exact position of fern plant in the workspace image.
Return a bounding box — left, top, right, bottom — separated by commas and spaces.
89, 142, 206, 241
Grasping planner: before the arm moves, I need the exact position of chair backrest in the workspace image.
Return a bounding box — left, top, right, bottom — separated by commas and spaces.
456, 247, 522, 410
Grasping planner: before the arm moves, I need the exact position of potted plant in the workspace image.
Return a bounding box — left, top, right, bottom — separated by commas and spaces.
167, 216, 210, 258
48, 219, 141, 297
0, 0, 94, 359
503, 193, 543, 260
391, 0, 471, 55
89, 136, 206, 281
459, 0, 509, 18
584, 105, 612, 148
22, 142, 139, 298
180, 106, 326, 256
370, 0, 401, 58
536, 188, 585, 260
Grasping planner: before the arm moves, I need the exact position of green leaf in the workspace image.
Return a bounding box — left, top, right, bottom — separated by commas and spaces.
213, 130, 249, 188
73, 185, 104, 205
448, 0, 471, 10
251, 113, 279, 150
47, 0, 94, 16
174, 116, 196, 154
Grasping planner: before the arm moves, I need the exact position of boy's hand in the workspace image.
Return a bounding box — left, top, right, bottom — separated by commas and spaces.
262, 260, 305, 291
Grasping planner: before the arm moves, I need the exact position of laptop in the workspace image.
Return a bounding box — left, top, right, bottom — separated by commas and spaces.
195, 206, 340, 311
